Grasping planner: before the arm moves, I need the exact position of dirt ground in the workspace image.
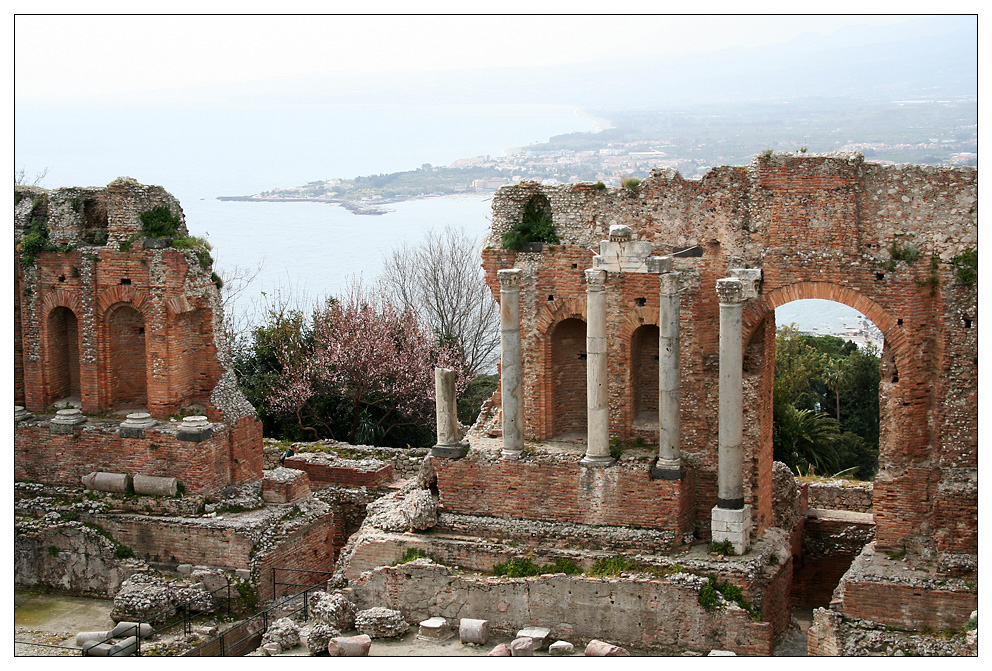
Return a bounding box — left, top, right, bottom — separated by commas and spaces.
13, 589, 812, 657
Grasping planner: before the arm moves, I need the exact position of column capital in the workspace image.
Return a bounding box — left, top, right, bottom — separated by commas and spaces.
728, 268, 762, 300
585, 268, 607, 292
659, 271, 681, 295
716, 278, 744, 304
497, 268, 522, 291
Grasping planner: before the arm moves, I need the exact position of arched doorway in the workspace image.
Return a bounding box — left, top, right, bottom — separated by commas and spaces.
550, 318, 587, 438
46, 306, 80, 405
106, 304, 147, 409
630, 324, 660, 430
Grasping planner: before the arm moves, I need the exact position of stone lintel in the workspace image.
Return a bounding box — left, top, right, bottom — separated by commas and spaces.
431, 445, 469, 459
647, 256, 674, 275
592, 238, 657, 273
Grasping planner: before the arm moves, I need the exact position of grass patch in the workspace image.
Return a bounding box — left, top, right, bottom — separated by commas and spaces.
589, 554, 683, 578
393, 547, 438, 565
492, 556, 581, 577
709, 540, 736, 556
698, 574, 760, 620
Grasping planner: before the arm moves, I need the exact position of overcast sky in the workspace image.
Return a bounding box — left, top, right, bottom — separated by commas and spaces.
15, 14, 926, 102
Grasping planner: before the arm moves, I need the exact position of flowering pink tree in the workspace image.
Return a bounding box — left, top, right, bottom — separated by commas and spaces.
271, 284, 468, 446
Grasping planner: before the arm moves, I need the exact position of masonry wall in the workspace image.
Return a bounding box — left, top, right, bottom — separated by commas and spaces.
351, 561, 777, 655
255, 510, 339, 602
14, 180, 263, 496
481, 154, 977, 561
434, 453, 695, 545
14, 417, 262, 495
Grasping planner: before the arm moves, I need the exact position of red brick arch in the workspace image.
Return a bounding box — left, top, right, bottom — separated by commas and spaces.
96, 285, 152, 318
742, 281, 911, 374
42, 289, 83, 317
535, 297, 586, 337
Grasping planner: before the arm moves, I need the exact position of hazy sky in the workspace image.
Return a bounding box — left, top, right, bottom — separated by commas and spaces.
15, 14, 923, 102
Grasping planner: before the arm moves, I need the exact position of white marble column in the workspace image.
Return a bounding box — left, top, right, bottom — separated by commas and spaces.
432, 367, 467, 458
581, 268, 613, 467
712, 277, 751, 554
653, 271, 683, 479
498, 269, 525, 459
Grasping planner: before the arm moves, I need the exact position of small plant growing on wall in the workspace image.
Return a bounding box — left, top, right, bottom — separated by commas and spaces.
140, 205, 181, 238
502, 196, 559, 250
621, 176, 641, 190
950, 247, 977, 285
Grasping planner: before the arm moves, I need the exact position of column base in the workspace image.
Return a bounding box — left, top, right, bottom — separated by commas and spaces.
579, 455, 615, 468
650, 457, 685, 480
431, 444, 468, 459
710, 504, 752, 555
501, 449, 524, 460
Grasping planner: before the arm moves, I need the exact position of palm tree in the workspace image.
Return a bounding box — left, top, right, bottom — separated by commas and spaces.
822, 357, 850, 424
773, 404, 841, 476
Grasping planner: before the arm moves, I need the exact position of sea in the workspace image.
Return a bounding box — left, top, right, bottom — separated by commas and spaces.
14, 102, 874, 338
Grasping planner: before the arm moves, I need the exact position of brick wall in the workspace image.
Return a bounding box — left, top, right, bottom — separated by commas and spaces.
14, 418, 262, 495
283, 458, 393, 487
434, 453, 695, 542
480, 154, 977, 555
839, 580, 977, 631
255, 510, 339, 602
98, 515, 255, 569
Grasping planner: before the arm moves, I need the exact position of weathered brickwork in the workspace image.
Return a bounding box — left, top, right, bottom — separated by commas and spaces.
254, 511, 339, 602
14, 179, 263, 495
13, 417, 262, 495
434, 449, 695, 545
480, 154, 977, 567
283, 457, 394, 487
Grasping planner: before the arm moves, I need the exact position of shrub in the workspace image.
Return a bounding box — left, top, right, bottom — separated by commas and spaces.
622, 176, 641, 189
18, 218, 51, 267
951, 247, 977, 285
593, 181, 607, 190
501, 197, 559, 250
698, 575, 760, 620
140, 205, 181, 238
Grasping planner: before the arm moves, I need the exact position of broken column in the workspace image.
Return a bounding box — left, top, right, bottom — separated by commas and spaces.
653, 268, 684, 479
581, 268, 613, 467
50, 408, 86, 434
712, 278, 751, 554
498, 268, 525, 459
431, 367, 468, 458
119, 412, 157, 439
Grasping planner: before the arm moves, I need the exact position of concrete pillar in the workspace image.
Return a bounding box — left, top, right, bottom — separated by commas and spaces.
432, 367, 467, 458
653, 271, 684, 479
498, 269, 525, 459
581, 269, 613, 467
712, 277, 752, 554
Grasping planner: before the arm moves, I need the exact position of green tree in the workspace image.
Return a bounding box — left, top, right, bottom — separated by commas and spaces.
773, 405, 841, 476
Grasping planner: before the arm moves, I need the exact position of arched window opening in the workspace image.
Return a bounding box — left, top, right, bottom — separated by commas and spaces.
773, 299, 882, 481
107, 304, 147, 410
550, 318, 587, 438
47, 307, 80, 405
631, 324, 659, 427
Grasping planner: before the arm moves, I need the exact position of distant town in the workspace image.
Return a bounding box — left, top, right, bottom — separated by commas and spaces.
220, 99, 977, 214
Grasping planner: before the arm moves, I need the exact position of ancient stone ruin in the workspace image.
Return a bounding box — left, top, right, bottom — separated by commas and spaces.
13, 154, 978, 657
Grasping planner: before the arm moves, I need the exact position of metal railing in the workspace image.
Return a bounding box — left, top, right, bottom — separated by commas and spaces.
184, 567, 333, 657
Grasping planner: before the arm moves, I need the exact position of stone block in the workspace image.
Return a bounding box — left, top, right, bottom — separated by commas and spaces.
516, 627, 551, 650
459, 618, 489, 645
109, 636, 139, 656
509, 636, 535, 656
327, 634, 371, 657
431, 445, 468, 459
119, 412, 157, 439
711, 504, 753, 555
584, 639, 630, 656
176, 415, 214, 442
549, 640, 575, 655
488, 643, 511, 656
708, 650, 737, 656
142, 237, 173, 249
418, 616, 452, 641
50, 408, 86, 434
14, 406, 33, 423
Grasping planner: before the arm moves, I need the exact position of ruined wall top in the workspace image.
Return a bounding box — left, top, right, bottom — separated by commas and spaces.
485, 153, 977, 268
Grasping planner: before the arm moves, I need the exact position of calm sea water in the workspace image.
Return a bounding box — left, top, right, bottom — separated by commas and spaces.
15, 102, 872, 333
